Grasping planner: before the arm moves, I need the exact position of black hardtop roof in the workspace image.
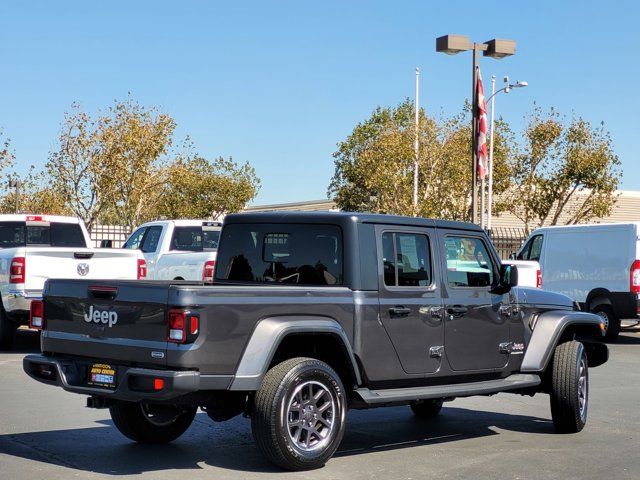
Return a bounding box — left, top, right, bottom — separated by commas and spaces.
224, 211, 483, 232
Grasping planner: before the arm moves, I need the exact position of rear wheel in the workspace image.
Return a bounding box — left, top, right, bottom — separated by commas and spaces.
591, 304, 620, 341
109, 401, 197, 444
251, 357, 346, 471
410, 399, 443, 418
0, 305, 16, 350
550, 340, 589, 433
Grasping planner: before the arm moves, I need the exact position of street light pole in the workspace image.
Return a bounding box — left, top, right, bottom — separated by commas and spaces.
436, 35, 516, 225
486, 78, 528, 230
413, 67, 420, 214
8, 179, 20, 213
471, 46, 480, 224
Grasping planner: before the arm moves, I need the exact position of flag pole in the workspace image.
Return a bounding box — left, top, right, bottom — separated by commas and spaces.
413, 67, 420, 215
487, 74, 496, 232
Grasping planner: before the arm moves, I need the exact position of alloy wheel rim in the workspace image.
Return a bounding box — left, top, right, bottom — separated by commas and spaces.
595, 310, 610, 331
286, 380, 336, 452
577, 354, 588, 422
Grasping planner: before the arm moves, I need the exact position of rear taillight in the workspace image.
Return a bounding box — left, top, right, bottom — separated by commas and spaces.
536, 269, 542, 288
202, 260, 215, 284
167, 309, 199, 344
137, 259, 147, 279
630, 260, 640, 294
30, 300, 44, 330
9, 257, 25, 284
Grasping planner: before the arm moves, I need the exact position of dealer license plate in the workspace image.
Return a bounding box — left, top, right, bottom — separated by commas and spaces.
87, 363, 117, 388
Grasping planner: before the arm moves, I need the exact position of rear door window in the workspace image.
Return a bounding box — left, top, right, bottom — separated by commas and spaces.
171, 226, 204, 251
382, 232, 432, 287
215, 223, 343, 286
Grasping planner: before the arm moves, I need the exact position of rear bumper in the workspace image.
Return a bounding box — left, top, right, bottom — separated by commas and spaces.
23, 354, 233, 401
3, 288, 41, 319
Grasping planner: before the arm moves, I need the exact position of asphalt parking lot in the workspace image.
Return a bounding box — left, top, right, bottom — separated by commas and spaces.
1, 329, 639, 480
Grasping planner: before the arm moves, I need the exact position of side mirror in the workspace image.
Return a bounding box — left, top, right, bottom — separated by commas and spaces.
100, 240, 113, 248
500, 264, 518, 288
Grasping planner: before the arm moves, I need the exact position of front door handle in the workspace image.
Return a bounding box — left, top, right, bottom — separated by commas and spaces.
447, 305, 468, 317
389, 306, 411, 317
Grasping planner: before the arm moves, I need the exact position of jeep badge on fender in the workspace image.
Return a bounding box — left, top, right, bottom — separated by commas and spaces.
83, 305, 118, 327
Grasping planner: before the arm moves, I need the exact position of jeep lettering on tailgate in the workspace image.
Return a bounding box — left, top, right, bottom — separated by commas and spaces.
83, 306, 118, 327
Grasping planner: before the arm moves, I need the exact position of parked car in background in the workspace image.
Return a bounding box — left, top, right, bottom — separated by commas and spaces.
0, 214, 145, 349
502, 259, 541, 289
121, 220, 221, 282
516, 222, 640, 340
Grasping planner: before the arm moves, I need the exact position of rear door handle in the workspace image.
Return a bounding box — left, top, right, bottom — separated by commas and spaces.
389, 306, 411, 317
447, 305, 468, 317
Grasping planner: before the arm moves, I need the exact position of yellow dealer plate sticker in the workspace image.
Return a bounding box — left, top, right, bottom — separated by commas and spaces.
87, 363, 117, 388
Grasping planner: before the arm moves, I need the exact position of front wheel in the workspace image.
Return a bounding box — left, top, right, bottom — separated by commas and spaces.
591, 305, 620, 341
109, 401, 197, 444
550, 340, 589, 433
251, 357, 346, 471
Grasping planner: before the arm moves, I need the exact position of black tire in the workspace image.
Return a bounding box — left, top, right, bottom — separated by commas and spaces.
410, 399, 443, 418
251, 357, 347, 471
0, 305, 16, 350
591, 304, 620, 341
109, 401, 197, 444
550, 340, 589, 433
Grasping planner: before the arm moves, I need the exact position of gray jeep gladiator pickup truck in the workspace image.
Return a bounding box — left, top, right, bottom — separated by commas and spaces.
24, 212, 608, 470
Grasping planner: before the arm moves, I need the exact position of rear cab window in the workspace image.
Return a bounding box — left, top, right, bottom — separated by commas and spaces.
215, 223, 343, 286
0, 221, 86, 248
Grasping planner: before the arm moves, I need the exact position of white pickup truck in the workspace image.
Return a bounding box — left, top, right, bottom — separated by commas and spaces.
0, 214, 146, 348
121, 220, 221, 282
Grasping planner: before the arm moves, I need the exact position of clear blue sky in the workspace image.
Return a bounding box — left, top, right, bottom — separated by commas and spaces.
1, 1, 638, 205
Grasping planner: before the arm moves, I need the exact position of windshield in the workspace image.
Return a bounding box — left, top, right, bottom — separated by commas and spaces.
203, 229, 220, 250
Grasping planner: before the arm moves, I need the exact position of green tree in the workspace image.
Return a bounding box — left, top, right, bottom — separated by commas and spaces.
328, 99, 513, 221
47, 98, 175, 230
507, 108, 621, 233
154, 156, 260, 219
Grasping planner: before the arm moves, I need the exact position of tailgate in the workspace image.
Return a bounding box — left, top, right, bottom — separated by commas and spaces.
24, 248, 140, 292
42, 280, 171, 367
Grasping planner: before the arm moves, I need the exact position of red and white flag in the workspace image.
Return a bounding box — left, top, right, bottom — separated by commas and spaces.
476, 68, 488, 180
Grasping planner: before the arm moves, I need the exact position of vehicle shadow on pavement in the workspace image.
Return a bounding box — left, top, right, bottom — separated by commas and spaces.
0, 407, 553, 475
0, 329, 40, 354
615, 332, 640, 345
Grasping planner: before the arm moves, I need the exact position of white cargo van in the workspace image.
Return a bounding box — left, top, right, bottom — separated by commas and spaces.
516, 223, 640, 339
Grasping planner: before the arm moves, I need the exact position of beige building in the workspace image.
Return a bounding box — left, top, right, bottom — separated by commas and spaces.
245, 190, 640, 229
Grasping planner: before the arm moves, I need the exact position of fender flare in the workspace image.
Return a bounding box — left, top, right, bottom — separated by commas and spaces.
585, 288, 613, 311
229, 316, 362, 391
521, 310, 605, 373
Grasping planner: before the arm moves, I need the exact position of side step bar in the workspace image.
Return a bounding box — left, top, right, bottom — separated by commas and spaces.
354, 374, 541, 405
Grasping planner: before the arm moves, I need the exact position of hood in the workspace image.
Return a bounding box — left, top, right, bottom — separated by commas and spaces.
511, 286, 574, 309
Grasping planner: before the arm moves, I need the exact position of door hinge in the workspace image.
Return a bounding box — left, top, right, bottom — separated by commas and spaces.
499, 342, 512, 354
429, 346, 444, 358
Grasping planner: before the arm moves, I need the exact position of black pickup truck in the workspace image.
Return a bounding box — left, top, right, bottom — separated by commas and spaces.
24, 212, 608, 470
